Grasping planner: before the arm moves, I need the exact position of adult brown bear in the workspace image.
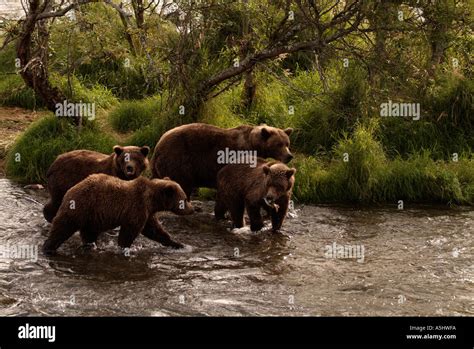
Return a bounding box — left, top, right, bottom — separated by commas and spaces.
43, 145, 149, 223
42, 174, 193, 254
151, 123, 293, 197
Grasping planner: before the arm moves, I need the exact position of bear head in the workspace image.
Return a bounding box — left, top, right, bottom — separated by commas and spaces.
262, 162, 296, 206
151, 179, 194, 215
113, 145, 150, 179
250, 125, 293, 163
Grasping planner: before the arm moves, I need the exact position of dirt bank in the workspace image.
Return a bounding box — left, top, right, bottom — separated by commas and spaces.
0, 107, 47, 177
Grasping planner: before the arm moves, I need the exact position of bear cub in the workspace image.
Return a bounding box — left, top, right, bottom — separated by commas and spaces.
215, 159, 296, 232
43, 145, 150, 223
43, 174, 193, 254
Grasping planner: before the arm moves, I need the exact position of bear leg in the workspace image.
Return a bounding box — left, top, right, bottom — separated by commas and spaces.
80, 230, 99, 245
229, 202, 245, 229
43, 199, 61, 223
118, 223, 144, 249
214, 193, 227, 220
247, 203, 264, 232
43, 217, 78, 254
271, 196, 289, 232
141, 216, 184, 249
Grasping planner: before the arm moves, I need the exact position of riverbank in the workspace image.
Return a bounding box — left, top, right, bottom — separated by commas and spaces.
0, 107, 47, 177
1, 106, 473, 205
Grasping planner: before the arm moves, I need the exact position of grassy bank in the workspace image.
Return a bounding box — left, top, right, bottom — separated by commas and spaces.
2, 59, 472, 205
5, 115, 116, 183
4, 102, 473, 205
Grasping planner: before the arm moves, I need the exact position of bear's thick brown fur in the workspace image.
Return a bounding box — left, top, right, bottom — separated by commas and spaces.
151, 123, 293, 197
42, 174, 194, 254
215, 158, 296, 232
43, 145, 150, 223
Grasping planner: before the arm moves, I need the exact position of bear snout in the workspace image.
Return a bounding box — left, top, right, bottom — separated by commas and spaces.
124, 164, 138, 178
264, 195, 276, 206
284, 152, 294, 163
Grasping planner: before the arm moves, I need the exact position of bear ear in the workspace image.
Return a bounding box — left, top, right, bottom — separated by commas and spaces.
113, 145, 124, 156
140, 146, 150, 157
263, 165, 271, 175
261, 127, 272, 140
163, 176, 171, 180
286, 168, 296, 179
284, 128, 293, 136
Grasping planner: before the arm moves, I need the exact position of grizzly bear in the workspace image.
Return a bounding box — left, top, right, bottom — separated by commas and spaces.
151, 123, 293, 198
43, 145, 150, 223
215, 158, 296, 232
42, 174, 194, 254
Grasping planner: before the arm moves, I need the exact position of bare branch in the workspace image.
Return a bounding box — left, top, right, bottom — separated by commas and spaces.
36, 0, 94, 20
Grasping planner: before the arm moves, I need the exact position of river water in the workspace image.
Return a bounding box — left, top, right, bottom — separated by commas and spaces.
0, 178, 472, 316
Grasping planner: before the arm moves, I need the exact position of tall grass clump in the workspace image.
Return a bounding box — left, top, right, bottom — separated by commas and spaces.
289, 66, 368, 155
128, 104, 187, 150
52, 74, 118, 109
442, 157, 474, 204
292, 122, 385, 203
6, 115, 116, 183
244, 75, 290, 128
428, 73, 473, 132
200, 89, 245, 128
332, 122, 386, 202
109, 97, 162, 133
0, 75, 44, 109
292, 122, 471, 205
76, 58, 160, 100
375, 153, 464, 204
380, 74, 473, 159
291, 155, 338, 203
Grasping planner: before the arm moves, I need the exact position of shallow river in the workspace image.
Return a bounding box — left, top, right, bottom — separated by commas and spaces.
0, 179, 472, 316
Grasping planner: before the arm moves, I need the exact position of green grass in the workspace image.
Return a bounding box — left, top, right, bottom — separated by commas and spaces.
0, 75, 44, 109
292, 124, 473, 205
109, 97, 161, 133
127, 105, 184, 150
52, 74, 118, 109
6, 115, 117, 183
2, 60, 472, 206
6, 109, 473, 206
0, 73, 117, 111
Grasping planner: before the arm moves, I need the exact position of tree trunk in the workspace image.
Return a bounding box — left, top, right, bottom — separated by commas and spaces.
17, 0, 73, 123
242, 69, 256, 110
240, 0, 256, 111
